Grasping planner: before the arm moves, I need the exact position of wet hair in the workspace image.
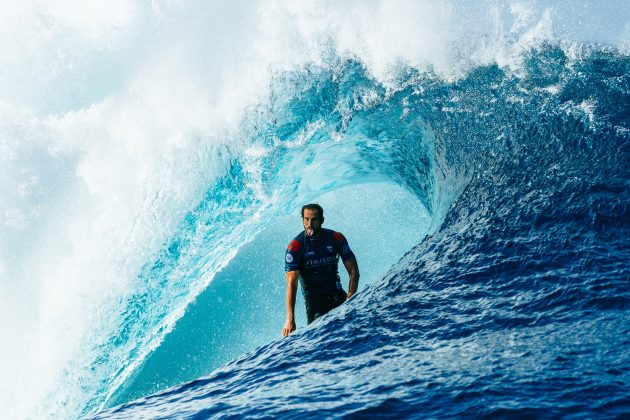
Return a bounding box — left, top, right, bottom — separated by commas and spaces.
301, 203, 324, 220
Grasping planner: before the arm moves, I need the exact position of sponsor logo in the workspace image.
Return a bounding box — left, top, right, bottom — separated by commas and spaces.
305, 256, 337, 266
326, 245, 334, 253
285, 254, 294, 263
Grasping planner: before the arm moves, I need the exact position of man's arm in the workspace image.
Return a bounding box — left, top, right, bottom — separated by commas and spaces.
282, 270, 299, 337
343, 259, 360, 300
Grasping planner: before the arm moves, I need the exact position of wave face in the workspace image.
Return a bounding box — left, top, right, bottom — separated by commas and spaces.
92, 44, 630, 418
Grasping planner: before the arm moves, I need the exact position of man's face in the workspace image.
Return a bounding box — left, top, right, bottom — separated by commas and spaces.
302, 209, 322, 237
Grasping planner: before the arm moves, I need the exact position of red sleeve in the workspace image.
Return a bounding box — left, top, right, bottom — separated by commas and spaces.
333, 231, 345, 243
287, 239, 301, 252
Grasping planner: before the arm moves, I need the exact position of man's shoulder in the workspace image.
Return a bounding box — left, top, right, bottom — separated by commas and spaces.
321, 227, 339, 236
287, 231, 305, 252
325, 228, 347, 243
292, 231, 306, 241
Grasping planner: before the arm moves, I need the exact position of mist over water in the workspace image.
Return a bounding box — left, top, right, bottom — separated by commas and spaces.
1, 1, 628, 418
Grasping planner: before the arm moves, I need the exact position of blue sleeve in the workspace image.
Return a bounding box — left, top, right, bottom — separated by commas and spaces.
333, 231, 356, 263
285, 239, 302, 272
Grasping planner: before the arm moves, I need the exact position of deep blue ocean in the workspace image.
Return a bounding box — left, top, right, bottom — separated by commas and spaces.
88, 45, 630, 418
1, 3, 629, 419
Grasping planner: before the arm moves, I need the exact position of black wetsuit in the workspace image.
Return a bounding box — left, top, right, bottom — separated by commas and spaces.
285, 228, 356, 323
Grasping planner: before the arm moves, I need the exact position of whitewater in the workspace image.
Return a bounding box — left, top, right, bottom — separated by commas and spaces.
1, 1, 628, 418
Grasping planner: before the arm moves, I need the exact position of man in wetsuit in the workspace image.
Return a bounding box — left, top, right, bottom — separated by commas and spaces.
282, 203, 360, 337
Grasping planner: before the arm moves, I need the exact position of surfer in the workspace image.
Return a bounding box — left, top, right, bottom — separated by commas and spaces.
282, 203, 360, 337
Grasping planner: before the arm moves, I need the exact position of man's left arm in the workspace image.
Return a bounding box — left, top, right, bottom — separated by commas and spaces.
343, 259, 359, 300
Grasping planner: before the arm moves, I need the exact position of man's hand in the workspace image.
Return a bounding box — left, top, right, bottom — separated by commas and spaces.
282, 319, 296, 337
346, 291, 354, 301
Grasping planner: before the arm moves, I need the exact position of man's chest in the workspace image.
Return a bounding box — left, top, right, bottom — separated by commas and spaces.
301, 241, 338, 268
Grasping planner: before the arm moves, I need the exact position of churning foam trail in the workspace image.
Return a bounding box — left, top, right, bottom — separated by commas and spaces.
1, 0, 627, 418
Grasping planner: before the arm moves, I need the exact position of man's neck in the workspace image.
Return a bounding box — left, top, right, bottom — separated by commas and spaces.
307, 229, 322, 239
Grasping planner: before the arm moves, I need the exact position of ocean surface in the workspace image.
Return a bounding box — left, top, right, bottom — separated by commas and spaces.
1, 1, 628, 419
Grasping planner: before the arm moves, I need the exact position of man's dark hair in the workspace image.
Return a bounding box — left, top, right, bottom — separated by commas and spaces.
301, 203, 324, 219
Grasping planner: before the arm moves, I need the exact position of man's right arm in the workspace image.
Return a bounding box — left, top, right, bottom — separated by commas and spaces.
282, 270, 299, 337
